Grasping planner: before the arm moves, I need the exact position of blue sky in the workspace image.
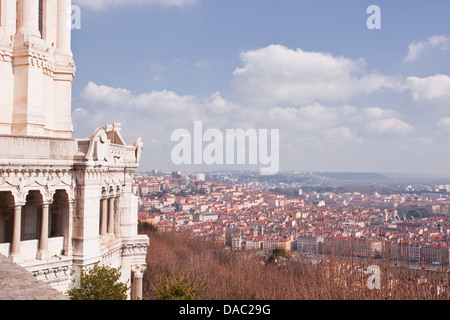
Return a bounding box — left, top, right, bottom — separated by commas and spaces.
71, 0, 450, 175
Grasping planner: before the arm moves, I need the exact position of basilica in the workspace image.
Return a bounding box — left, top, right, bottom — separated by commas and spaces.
0, 0, 148, 299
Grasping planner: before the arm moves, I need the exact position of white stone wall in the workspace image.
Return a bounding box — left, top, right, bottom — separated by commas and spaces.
0, 0, 74, 138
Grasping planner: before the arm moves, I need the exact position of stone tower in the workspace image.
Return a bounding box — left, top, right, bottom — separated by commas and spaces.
0, 0, 74, 137
0, 0, 148, 300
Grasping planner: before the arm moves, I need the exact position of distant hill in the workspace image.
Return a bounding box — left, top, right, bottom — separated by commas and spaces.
315, 172, 389, 181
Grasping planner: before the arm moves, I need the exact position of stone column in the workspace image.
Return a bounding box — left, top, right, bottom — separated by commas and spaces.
100, 198, 108, 237
132, 267, 144, 300
12, 0, 47, 137
10, 204, 24, 263
17, 0, 41, 37
56, 0, 72, 56
120, 170, 140, 239
71, 169, 102, 263
53, 0, 75, 138
114, 196, 121, 238
63, 200, 74, 256
107, 197, 115, 236
37, 202, 50, 260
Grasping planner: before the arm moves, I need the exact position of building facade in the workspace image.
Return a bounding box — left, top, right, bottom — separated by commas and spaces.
297, 235, 320, 254
0, 0, 148, 299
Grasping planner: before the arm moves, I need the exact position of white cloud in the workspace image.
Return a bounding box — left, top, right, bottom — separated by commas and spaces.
195, 59, 209, 68
73, 0, 197, 11
79, 81, 199, 114
404, 35, 450, 62
437, 117, 450, 131
349, 107, 400, 123
406, 74, 450, 102
265, 103, 357, 131
230, 44, 401, 107
408, 137, 434, 145
366, 118, 414, 136
322, 127, 362, 145
79, 81, 132, 106
73, 82, 203, 140
361, 107, 399, 120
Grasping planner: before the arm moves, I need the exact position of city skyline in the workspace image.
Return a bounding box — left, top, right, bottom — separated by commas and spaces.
71, 0, 450, 175
135, 170, 450, 271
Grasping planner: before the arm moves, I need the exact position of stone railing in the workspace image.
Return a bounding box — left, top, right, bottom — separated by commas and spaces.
0, 135, 76, 162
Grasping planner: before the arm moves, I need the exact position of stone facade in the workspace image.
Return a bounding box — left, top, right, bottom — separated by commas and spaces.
0, 0, 148, 299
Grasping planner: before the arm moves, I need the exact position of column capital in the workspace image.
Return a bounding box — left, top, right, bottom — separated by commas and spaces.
131, 264, 146, 278
42, 187, 56, 205
12, 188, 28, 206
14, 201, 26, 208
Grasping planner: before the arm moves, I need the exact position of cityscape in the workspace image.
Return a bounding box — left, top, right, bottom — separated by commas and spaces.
136, 170, 450, 268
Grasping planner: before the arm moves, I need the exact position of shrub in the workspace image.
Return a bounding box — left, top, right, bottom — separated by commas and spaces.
155, 272, 206, 300
266, 248, 288, 265
138, 221, 158, 234
67, 263, 129, 300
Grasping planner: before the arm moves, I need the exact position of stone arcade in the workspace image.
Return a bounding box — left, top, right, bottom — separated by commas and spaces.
0, 0, 148, 299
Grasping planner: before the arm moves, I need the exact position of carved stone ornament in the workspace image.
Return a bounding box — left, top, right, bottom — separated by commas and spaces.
133, 138, 144, 164
85, 127, 111, 162
131, 264, 147, 278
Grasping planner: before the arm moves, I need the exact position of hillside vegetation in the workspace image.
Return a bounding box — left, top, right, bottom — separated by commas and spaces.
142, 231, 449, 300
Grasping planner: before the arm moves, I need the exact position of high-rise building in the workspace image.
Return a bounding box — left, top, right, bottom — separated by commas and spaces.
0, 0, 148, 299
196, 173, 206, 181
